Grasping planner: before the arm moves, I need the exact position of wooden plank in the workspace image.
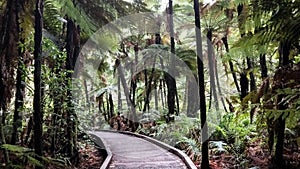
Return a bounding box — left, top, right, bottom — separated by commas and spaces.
90, 130, 197, 169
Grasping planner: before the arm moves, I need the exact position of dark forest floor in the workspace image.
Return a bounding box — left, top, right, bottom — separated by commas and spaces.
46, 140, 105, 169
209, 138, 300, 169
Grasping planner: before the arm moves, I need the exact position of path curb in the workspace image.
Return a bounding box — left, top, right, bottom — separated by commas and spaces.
88, 131, 113, 169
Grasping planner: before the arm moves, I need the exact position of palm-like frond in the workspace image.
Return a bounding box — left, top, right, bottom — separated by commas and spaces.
228, 0, 300, 59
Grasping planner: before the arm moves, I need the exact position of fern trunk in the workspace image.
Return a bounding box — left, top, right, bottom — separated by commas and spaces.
194, 0, 210, 168
165, 0, 177, 122
33, 0, 44, 168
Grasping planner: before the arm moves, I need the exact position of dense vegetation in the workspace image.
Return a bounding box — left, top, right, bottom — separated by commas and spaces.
0, 0, 299, 168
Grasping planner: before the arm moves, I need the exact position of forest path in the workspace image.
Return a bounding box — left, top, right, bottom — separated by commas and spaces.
89, 130, 197, 169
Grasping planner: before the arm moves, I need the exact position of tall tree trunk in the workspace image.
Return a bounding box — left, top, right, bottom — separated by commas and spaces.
65, 19, 80, 162
165, 0, 177, 122
33, 0, 44, 168
11, 0, 25, 145
143, 33, 161, 112
116, 59, 138, 131
0, 0, 19, 126
194, 0, 210, 168
271, 40, 291, 169
237, 4, 256, 96
131, 44, 139, 107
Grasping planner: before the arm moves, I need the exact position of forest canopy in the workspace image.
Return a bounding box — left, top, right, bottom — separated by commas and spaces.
0, 0, 300, 168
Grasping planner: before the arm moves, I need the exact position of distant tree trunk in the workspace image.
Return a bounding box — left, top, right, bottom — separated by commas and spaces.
247, 57, 256, 91
143, 69, 148, 111
240, 71, 249, 99
159, 79, 165, 108
33, 0, 44, 168
143, 33, 161, 112
215, 55, 228, 113
11, 0, 26, 145
194, 0, 210, 168
187, 74, 198, 117
237, 4, 253, 99
131, 44, 139, 107
154, 81, 158, 110
106, 93, 111, 120
222, 36, 240, 93
118, 75, 122, 113
207, 29, 219, 110
116, 59, 138, 131
109, 93, 114, 118
260, 54, 268, 79
165, 0, 177, 122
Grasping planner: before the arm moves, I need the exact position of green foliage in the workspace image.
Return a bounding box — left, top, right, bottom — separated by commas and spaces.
1, 144, 43, 168
151, 114, 201, 153
212, 112, 256, 151
44, 0, 62, 35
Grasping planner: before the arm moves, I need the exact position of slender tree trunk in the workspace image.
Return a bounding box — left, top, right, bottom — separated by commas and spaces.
240, 71, 248, 99
207, 29, 219, 110
109, 93, 114, 118
237, 4, 256, 97
187, 74, 198, 117
159, 79, 165, 108
214, 55, 228, 113
247, 57, 256, 91
165, 0, 177, 122
143, 33, 161, 112
83, 80, 90, 112
106, 93, 111, 120
154, 81, 158, 110
116, 59, 138, 131
65, 19, 80, 162
222, 36, 240, 93
143, 69, 148, 111
118, 75, 122, 113
271, 40, 291, 169
194, 0, 210, 168
33, 0, 44, 168
132, 44, 139, 107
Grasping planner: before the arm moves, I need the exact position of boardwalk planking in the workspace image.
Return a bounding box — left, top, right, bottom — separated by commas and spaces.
91, 131, 197, 169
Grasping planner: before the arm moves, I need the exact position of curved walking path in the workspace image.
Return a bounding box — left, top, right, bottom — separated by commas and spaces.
89, 130, 197, 169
